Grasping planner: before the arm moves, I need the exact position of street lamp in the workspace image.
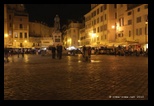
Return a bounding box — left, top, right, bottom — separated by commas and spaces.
145, 20, 148, 50
111, 25, 115, 29
14, 40, 16, 48
89, 31, 96, 46
78, 40, 81, 47
112, 25, 116, 41
4, 34, 8, 48
67, 38, 71, 47
24, 40, 27, 48
4, 34, 8, 38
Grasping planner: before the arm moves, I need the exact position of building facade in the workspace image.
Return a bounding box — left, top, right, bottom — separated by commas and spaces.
4, 4, 29, 48
63, 21, 83, 48
82, 4, 148, 50
4, 4, 148, 51
84, 4, 117, 47
4, 4, 8, 48
4, 4, 55, 49
29, 21, 54, 48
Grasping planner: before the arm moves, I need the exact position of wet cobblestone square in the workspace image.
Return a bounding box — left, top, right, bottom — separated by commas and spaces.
4, 54, 148, 100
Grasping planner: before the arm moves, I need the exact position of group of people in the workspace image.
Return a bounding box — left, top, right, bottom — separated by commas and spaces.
4, 48, 10, 62
4, 48, 25, 63
51, 44, 63, 59
82, 45, 91, 62
17, 48, 25, 58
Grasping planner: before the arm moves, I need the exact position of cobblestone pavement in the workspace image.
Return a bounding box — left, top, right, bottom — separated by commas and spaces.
4, 54, 148, 100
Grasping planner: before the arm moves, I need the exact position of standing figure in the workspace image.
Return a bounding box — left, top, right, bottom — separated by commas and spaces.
21, 48, 24, 57
57, 44, 63, 59
82, 45, 86, 57
17, 48, 20, 58
51, 45, 56, 59
88, 46, 91, 59
56, 44, 60, 58
84, 47, 89, 62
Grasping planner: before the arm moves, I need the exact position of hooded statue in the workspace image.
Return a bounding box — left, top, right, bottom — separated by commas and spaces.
54, 14, 60, 31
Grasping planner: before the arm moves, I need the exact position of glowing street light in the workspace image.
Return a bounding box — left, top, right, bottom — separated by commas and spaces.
91, 33, 96, 38
4, 34, 9, 48
4, 34, 8, 38
111, 25, 115, 29
14, 40, 17, 48
145, 20, 148, 50
67, 38, 71, 47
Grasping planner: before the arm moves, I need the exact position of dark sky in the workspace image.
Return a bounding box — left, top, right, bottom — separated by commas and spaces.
24, 4, 91, 27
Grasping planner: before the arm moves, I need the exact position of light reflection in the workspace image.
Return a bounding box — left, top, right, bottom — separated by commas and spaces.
67, 56, 71, 63
77, 60, 101, 63
78, 60, 82, 63
91, 60, 101, 63
24, 54, 29, 63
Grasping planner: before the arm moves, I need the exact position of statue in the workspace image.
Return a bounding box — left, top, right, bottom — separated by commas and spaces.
54, 14, 60, 31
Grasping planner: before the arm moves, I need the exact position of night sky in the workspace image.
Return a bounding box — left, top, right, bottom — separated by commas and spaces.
24, 4, 91, 27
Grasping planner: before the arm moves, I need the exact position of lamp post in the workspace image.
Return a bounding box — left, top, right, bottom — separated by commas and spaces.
111, 24, 117, 40
89, 31, 96, 46
78, 40, 80, 47
14, 40, 16, 48
145, 20, 148, 50
67, 38, 71, 47
24, 40, 27, 48
4, 34, 8, 48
